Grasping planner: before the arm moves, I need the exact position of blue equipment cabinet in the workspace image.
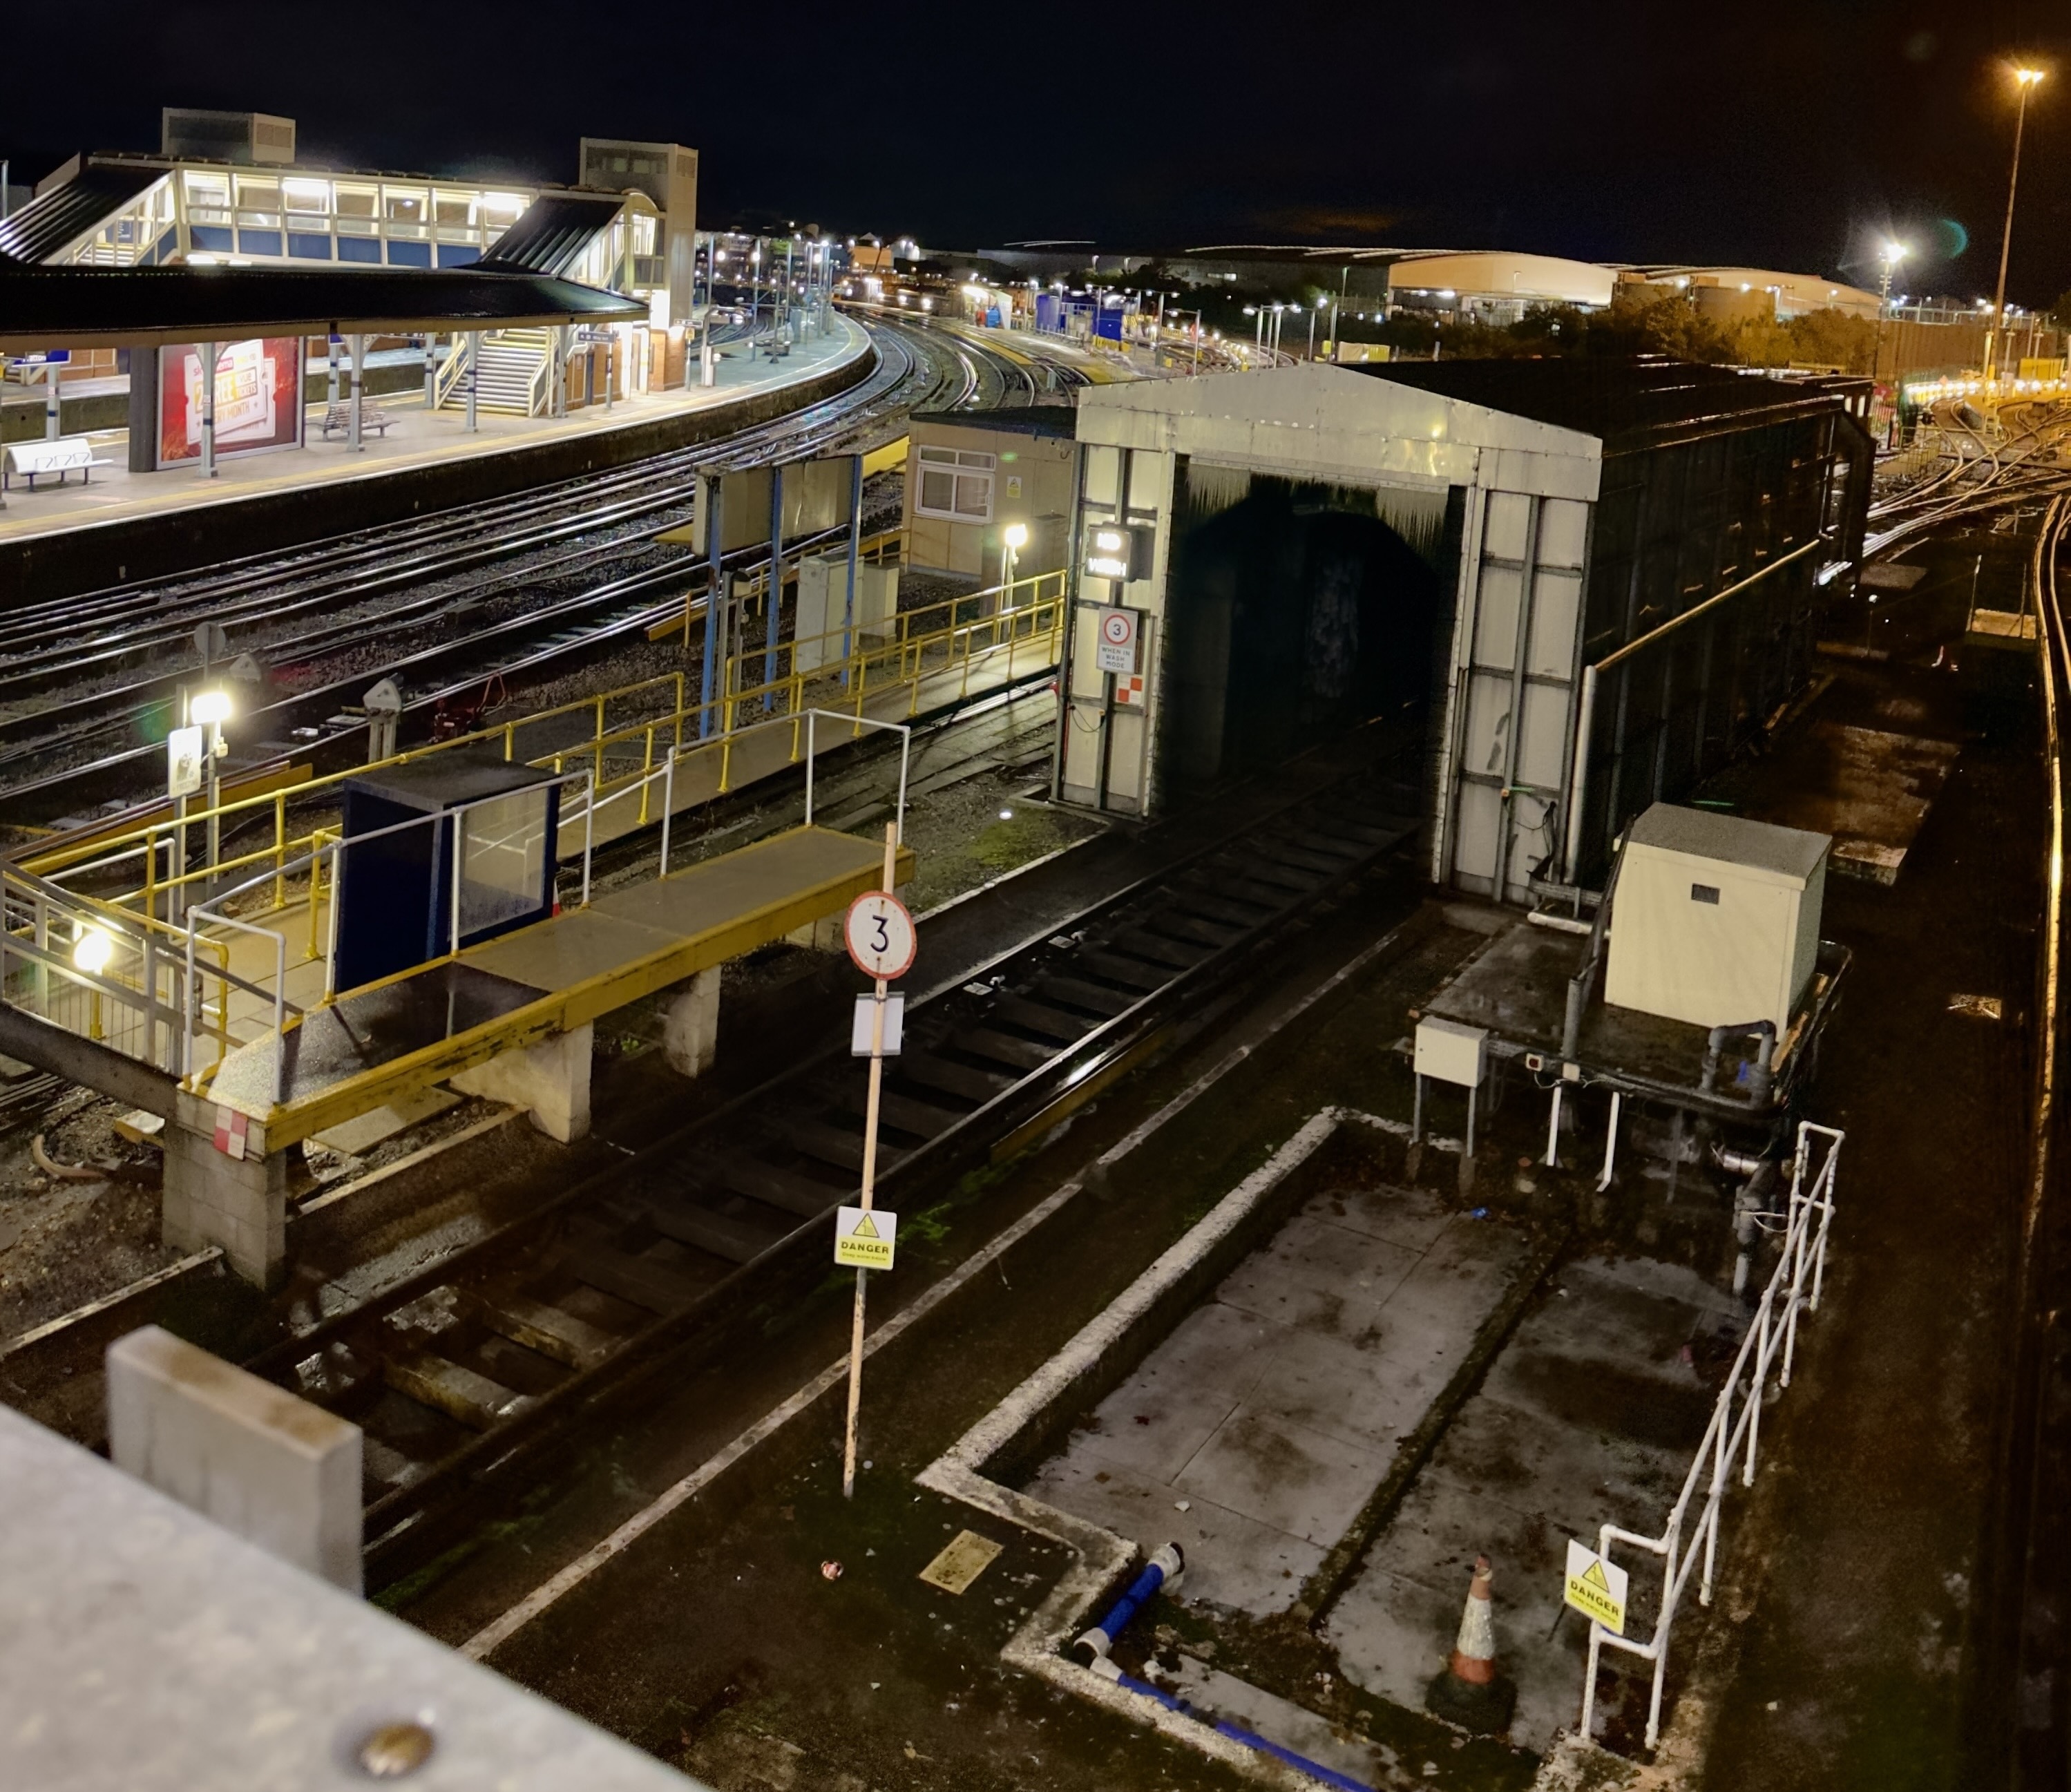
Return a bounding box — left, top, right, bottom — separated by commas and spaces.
333, 750, 561, 994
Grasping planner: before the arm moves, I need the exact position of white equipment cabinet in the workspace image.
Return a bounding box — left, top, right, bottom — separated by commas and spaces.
1605, 803, 1829, 1034
795, 553, 898, 673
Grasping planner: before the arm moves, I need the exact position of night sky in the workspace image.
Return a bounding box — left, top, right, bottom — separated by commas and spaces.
8, 1, 2071, 304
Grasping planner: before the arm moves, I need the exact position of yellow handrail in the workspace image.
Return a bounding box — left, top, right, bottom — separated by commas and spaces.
18, 565, 1069, 919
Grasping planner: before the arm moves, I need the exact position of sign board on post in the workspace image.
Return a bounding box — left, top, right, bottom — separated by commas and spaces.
852, 994, 904, 1056
834, 1204, 897, 1269
1096, 606, 1139, 675
1563, 1538, 1629, 1634
167, 726, 205, 799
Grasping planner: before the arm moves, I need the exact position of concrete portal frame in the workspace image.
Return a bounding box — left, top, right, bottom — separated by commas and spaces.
1062, 366, 1601, 893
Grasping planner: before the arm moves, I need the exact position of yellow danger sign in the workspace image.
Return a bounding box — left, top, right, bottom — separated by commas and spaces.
835, 1204, 897, 1270
1564, 1538, 1628, 1634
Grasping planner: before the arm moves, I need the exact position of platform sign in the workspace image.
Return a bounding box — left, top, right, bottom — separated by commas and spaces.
844, 890, 916, 980
1096, 606, 1138, 674
834, 1204, 897, 1270
167, 725, 205, 799
852, 993, 904, 1056
1563, 1538, 1629, 1634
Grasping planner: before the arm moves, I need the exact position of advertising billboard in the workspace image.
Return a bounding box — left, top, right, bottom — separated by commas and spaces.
158, 338, 303, 468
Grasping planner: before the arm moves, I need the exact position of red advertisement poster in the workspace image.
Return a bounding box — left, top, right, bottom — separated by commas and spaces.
157, 337, 303, 468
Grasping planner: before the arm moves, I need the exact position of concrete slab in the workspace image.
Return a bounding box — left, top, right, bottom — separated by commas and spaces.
1177, 1404, 1392, 1546
1024, 1180, 1524, 1619
1214, 1212, 1424, 1338
1069, 1302, 1279, 1483
1324, 1254, 1742, 1752
1022, 1453, 1326, 1612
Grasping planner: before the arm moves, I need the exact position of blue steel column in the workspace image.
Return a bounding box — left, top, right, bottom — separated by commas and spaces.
700, 475, 725, 738
764, 465, 783, 712
843, 453, 862, 685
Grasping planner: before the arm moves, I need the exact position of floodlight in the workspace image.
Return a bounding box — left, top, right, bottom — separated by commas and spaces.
189, 689, 233, 727
73, 928, 113, 975
1003, 524, 1028, 550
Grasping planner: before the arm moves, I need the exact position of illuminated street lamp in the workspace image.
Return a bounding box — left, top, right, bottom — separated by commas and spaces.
188, 687, 233, 893
1002, 521, 1027, 595
1875, 240, 1909, 390
1986, 65, 2047, 384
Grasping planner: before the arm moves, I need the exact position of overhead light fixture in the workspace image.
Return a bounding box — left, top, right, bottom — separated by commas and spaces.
73, 928, 113, 975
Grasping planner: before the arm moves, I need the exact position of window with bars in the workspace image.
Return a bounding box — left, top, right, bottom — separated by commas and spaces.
915, 446, 995, 522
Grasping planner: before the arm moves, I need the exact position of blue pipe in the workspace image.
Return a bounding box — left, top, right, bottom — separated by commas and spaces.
1096, 1665, 1380, 1792
1075, 1543, 1183, 1663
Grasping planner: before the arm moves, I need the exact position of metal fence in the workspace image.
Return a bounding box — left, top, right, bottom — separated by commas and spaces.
1580, 1120, 1844, 1750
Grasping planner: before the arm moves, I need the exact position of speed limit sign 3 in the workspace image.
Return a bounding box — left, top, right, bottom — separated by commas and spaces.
845, 890, 917, 980
1096, 606, 1138, 674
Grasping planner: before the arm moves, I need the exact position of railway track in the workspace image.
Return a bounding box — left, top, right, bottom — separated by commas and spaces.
232, 728, 1422, 1576
0, 315, 1038, 825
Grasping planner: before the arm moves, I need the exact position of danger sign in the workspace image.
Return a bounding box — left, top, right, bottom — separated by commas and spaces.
835, 1204, 897, 1270
1563, 1538, 1629, 1634
1096, 606, 1139, 674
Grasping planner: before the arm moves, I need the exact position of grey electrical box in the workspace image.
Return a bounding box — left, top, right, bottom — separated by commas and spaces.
1605, 804, 1829, 1033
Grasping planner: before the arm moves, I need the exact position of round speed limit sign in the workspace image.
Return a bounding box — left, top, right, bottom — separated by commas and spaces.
1100, 609, 1135, 649
844, 890, 917, 980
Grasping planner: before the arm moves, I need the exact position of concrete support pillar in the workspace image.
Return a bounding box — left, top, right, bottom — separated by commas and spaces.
452, 1022, 592, 1142
162, 1105, 287, 1290
108, 1326, 363, 1593
199, 340, 220, 478
464, 330, 479, 434
662, 969, 721, 1078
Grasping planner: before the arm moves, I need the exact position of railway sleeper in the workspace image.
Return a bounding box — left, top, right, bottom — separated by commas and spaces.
384, 1349, 538, 1431
462, 1288, 620, 1373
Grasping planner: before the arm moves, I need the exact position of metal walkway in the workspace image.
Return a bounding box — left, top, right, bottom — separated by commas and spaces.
202, 824, 910, 1147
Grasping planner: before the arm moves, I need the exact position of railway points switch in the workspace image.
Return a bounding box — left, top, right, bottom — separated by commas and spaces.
1605, 804, 1829, 1034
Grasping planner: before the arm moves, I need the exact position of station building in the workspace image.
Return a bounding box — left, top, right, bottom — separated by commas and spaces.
1053, 359, 1871, 904
901, 408, 1078, 585
0, 111, 700, 391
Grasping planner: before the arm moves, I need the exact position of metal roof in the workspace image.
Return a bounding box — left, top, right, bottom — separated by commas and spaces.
910, 405, 1077, 438
1355, 357, 1843, 455
0, 163, 164, 265
0, 263, 645, 352
1626, 802, 1829, 882
477, 193, 629, 278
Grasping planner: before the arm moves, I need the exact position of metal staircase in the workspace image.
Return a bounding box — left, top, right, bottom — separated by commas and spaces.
439, 330, 554, 417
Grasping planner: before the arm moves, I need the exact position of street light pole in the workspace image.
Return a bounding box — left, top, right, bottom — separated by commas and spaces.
1987, 65, 2046, 385
1877, 240, 1907, 389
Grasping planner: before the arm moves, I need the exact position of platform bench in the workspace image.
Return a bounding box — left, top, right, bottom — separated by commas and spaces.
320, 403, 393, 440
3, 437, 113, 491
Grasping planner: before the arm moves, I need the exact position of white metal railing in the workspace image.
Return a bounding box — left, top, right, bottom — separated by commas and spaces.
1580, 1120, 1844, 1751
657, 707, 910, 876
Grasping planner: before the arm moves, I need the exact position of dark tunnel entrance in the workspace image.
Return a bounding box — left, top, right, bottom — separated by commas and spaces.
1158, 461, 1459, 795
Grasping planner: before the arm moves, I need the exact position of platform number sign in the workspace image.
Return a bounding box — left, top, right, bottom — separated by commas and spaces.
1096, 606, 1140, 675
844, 890, 917, 982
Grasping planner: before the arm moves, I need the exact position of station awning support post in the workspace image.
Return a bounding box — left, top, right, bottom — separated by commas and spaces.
327, 334, 340, 408
348, 334, 365, 452
423, 333, 437, 410
764, 464, 783, 712
464, 331, 479, 434
44, 364, 60, 442
200, 341, 220, 478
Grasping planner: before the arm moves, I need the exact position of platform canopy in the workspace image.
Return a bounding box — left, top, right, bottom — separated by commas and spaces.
0, 256, 645, 354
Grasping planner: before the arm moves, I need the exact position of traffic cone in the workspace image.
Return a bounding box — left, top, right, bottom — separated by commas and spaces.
1424, 1554, 1516, 1735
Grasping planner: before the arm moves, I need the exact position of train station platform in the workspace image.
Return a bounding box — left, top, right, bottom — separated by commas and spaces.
0, 316, 872, 598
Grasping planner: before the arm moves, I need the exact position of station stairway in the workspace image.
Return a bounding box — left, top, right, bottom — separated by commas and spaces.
438, 330, 552, 417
